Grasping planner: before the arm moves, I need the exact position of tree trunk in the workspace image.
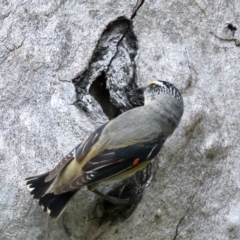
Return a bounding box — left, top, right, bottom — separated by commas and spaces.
1, 0, 240, 239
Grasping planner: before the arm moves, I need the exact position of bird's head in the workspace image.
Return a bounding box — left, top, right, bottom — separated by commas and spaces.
139, 80, 183, 105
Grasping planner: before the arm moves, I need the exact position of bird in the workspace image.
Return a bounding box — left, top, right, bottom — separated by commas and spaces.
25, 80, 184, 219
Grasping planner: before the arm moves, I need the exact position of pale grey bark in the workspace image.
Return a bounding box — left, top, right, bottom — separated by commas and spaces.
1, 0, 240, 239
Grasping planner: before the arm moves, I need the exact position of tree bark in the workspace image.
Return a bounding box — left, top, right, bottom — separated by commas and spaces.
1, 0, 240, 239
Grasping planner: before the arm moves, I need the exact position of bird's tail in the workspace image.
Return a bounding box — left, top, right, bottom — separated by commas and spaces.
25, 172, 77, 219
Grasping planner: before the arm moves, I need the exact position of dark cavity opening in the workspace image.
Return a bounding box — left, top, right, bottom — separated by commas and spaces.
227, 23, 237, 32
89, 72, 121, 120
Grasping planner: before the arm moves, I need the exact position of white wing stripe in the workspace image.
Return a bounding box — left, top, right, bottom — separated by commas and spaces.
81, 140, 88, 154
147, 144, 158, 160
91, 133, 98, 143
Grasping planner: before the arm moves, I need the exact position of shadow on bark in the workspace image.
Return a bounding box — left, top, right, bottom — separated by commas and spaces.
72, 17, 153, 225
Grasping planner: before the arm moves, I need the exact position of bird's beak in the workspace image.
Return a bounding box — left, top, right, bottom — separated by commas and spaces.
137, 87, 146, 95
130, 87, 145, 107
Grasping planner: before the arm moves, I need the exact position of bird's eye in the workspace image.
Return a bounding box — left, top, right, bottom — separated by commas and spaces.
151, 83, 157, 88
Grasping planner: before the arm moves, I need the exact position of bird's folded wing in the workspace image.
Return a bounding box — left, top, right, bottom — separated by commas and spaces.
45, 123, 108, 182
54, 136, 165, 194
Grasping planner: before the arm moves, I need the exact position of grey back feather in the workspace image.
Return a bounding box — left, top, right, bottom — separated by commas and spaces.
99, 93, 183, 149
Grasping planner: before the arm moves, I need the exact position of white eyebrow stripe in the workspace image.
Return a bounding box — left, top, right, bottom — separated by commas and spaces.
147, 144, 158, 160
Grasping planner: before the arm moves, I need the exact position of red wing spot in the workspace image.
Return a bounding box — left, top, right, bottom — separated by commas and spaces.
132, 158, 140, 166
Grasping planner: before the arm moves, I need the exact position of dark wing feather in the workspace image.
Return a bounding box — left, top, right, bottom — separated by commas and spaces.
45, 123, 108, 182
75, 123, 108, 162
82, 136, 165, 172
54, 136, 165, 194
45, 146, 80, 182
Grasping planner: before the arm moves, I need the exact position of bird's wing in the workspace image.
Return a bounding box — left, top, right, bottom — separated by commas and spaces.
45, 123, 107, 182
53, 136, 165, 194
46, 106, 156, 183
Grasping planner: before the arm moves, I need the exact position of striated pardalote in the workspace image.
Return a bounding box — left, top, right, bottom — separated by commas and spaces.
25, 80, 184, 219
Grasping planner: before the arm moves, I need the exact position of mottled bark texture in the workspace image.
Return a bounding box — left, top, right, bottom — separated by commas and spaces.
1, 0, 240, 239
